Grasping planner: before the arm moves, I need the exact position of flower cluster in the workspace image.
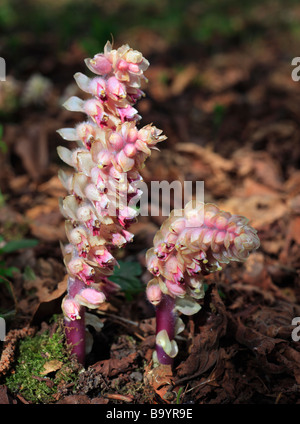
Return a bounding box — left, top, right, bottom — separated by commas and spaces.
146, 200, 260, 363
58, 41, 166, 323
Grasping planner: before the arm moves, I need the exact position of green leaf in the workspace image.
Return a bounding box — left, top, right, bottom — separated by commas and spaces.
0, 309, 16, 320
0, 265, 19, 278
110, 260, 143, 301
23, 265, 36, 281
0, 238, 38, 254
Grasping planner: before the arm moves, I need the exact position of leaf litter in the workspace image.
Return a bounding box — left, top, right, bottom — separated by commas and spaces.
1, 2, 300, 404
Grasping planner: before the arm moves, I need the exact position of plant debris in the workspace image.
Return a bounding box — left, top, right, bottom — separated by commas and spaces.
1, 0, 300, 404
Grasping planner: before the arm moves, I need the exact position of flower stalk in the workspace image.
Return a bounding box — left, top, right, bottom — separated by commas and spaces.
155, 294, 175, 365
146, 201, 260, 365
58, 41, 166, 364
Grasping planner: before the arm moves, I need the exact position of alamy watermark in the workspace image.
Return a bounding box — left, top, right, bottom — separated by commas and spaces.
291, 317, 300, 341
0, 57, 6, 81
101, 175, 204, 219
0, 317, 6, 341
291, 57, 300, 82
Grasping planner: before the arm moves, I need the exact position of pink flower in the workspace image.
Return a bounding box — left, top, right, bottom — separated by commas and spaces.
87, 54, 112, 75
115, 149, 135, 172
75, 288, 106, 308
62, 297, 81, 321
111, 233, 127, 247
146, 279, 162, 305
76, 122, 96, 150
68, 258, 95, 285
88, 77, 107, 99
109, 132, 125, 150
90, 247, 115, 271
117, 105, 139, 122
106, 76, 126, 100
118, 206, 138, 228
165, 279, 186, 297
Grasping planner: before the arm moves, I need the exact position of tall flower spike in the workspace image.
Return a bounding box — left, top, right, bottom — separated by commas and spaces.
58, 41, 166, 364
146, 201, 260, 365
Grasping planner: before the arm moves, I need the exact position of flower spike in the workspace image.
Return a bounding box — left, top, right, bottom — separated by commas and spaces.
58, 41, 166, 363
146, 201, 260, 365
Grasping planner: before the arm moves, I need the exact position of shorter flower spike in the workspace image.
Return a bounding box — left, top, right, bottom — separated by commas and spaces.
146, 201, 260, 365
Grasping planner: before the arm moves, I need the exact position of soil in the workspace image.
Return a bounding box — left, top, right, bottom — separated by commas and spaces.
1, 0, 300, 405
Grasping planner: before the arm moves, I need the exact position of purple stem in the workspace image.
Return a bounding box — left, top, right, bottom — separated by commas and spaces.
155, 293, 175, 365
64, 277, 86, 365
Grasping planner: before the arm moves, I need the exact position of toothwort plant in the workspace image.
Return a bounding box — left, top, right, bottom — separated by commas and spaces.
146, 201, 260, 365
57, 42, 166, 364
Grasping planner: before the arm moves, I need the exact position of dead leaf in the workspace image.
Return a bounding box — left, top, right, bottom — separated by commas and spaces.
91, 352, 138, 378
56, 395, 91, 404
176, 285, 227, 380
25, 197, 66, 242
219, 194, 287, 229
31, 275, 68, 326
37, 175, 67, 198
287, 216, 300, 245
144, 362, 174, 402
40, 360, 63, 376
170, 65, 198, 96
14, 125, 49, 181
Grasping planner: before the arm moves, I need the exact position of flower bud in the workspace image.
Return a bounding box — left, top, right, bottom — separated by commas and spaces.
88, 77, 107, 99
165, 279, 186, 297
117, 106, 139, 122
62, 296, 81, 321
106, 76, 126, 100
109, 132, 124, 150
117, 59, 128, 72
68, 258, 95, 285
76, 122, 96, 149
116, 149, 135, 172
88, 54, 112, 75
146, 279, 162, 305
123, 144, 136, 158
75, 288, 106, 309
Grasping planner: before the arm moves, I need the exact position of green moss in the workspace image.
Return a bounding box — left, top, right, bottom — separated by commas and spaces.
5, 318, 81, 403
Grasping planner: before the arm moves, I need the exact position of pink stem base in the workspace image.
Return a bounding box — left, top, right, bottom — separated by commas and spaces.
64, 306, 86, 365
155, 294, 175, 365
64, 277, 86, 365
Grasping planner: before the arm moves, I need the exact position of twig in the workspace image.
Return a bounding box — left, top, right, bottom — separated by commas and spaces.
185, 377, 216, 393
104, 393, 134, 403
96, 310, 139, 327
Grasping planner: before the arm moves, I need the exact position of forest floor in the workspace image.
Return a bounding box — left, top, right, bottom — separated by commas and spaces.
0, 0, 300, 404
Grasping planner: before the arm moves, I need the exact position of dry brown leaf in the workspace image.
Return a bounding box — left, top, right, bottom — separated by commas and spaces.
144, 362, 174, 402
14, 125, 49, 181
219, 194, 287, 229
176, 142, 234, 172
37, 175, 67, 198
287, 216, 300, 245
25, 197, 66, 242
202, 66, 248, 92
176, 285, 227, 380
170, 65, 198, 96
40, 360, 63, 376
31, 275, 68, 325
91, 352, 138, 378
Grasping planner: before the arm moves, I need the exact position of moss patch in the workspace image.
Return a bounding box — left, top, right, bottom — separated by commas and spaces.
5, 319, 81, 403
